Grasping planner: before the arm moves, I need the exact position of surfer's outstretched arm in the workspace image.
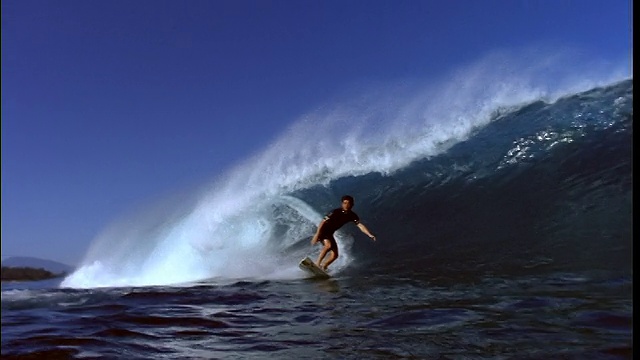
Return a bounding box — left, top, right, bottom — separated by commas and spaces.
357, 223, 376, 241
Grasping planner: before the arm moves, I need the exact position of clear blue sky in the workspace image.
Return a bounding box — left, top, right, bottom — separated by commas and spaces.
1, 0, 632, 266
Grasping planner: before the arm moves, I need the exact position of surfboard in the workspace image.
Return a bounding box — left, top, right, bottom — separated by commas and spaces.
299, 256, 331, 279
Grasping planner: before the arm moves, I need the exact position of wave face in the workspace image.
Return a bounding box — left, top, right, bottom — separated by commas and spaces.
317, 79, 633, 278
62, 54, 632, 288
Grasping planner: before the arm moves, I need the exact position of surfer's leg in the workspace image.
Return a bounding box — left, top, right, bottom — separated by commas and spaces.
323, 247, 339, 270
316, 239, 331, 267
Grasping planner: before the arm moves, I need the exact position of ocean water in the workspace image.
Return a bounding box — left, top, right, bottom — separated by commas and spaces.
2, 75, 632, 358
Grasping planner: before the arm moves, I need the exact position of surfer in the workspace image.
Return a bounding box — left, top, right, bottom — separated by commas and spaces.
311, 195, 376, 271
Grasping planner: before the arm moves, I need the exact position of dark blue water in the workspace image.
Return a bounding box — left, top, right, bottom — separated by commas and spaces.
2, 79, 632, 359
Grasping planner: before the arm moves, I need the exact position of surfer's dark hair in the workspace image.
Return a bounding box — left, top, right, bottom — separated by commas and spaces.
341, 195, 354, 204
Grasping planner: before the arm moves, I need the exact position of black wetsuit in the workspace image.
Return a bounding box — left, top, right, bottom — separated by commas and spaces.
317, 208, 360, 250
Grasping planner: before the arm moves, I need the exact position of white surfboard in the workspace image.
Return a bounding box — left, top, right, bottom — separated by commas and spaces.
299, 257, 331, 279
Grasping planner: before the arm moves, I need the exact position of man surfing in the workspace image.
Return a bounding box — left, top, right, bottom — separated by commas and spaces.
311, 195, 376, 271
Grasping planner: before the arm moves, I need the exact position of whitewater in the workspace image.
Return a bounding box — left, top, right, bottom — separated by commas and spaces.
61, 49, 630, 288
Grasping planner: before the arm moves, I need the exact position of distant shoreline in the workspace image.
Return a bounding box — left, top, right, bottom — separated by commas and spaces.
1, 266, 67, 282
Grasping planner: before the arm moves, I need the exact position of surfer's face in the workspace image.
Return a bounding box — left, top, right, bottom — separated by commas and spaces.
341, 200, 353, 211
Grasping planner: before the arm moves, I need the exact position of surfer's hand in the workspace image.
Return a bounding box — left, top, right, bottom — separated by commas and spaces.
370, 235, 376, 241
